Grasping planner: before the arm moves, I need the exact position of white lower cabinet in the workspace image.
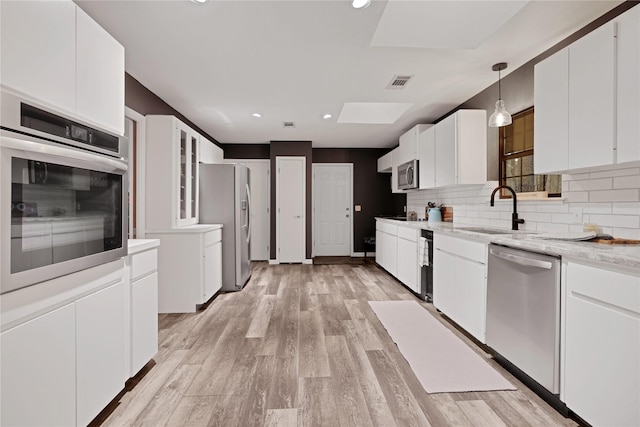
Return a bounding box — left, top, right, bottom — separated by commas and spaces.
375, 220, 398, 277
1, 303, 76, 427
433, 233, 488, 343
127, 240, 160, 377
397, 227, 419, 294
204, 237, 223, 301
375, 220, 422, 295
76, 281, 127, 426
147, 225, 222, 313
564, 261, 640, 427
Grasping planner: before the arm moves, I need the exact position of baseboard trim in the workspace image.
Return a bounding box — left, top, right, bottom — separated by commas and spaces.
303, 259, 313, 265
268, 259, 279, 265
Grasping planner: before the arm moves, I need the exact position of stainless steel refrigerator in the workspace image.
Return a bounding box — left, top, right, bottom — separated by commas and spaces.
199, 163, 251, 291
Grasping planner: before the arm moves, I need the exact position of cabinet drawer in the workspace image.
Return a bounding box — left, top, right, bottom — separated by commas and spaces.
130, 248, 158, 282
435, 233, 487, 264
566, 261, 640, 314
397, 225, 418, 242
204, 228, 222, 247
378, 221, 398, 236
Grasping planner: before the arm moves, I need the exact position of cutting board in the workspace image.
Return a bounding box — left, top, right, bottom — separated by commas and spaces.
590, 238, 640, 245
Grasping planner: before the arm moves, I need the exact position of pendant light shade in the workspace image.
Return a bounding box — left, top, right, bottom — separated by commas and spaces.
488, 62, 512, 128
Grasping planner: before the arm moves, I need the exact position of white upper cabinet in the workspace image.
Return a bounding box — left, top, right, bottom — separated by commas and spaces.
146, 116, 200, 229
535, 6, 640, 173
534, 47, 569, 174
616, 6, 640, 163
0, 1, 77, 114
76, 7, 125, 135
435, 114, 457, 187
199, 136, 224, 164
0, 1, 125, 135
568, 21, 616, 170
396, 124, 431, 166
377, 150, 393, 173
390, 147, 404, 193
418, 126, 436, 189
423, 110, 487, 189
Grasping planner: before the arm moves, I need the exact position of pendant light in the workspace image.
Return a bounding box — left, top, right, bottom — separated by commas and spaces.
488, 62, 512, 128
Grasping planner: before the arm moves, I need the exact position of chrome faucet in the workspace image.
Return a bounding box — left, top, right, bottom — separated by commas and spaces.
490, 185, 525, 230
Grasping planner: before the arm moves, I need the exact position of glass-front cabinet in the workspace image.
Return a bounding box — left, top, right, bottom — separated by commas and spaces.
145, 115, 200, 230
175, 122, 199, 227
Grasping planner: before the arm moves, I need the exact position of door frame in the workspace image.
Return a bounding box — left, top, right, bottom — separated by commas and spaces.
275, 156, 306, 264
312, 163, 354, 257
125, 107, 146, 238
225, 158, 270, 261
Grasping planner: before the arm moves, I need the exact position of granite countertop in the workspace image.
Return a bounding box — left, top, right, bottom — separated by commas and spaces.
375, 217, 640, 269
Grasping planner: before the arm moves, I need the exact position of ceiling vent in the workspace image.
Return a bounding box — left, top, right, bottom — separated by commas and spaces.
386, 74, 413, 89
282, 121, 296, 128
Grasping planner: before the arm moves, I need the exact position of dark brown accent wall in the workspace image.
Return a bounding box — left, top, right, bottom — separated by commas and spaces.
125, 73, 222, 148
269, 141, 313, 260
313, 148, 406, 252
221, 144, 270, 160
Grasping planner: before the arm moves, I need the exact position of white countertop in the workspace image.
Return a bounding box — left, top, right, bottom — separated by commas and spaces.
127, 239, 160, 255
145, 224, 222, 234
376, 218, 640, 269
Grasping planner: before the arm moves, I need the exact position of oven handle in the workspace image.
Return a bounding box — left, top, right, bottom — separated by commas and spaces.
2, 135, 128, 173
489, 247, 553, 269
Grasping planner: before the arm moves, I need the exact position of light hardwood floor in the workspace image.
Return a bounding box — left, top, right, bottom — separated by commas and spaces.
95, 261, 579, 427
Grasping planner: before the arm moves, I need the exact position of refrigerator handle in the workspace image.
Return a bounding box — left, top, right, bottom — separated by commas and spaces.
246, 183, 252, 244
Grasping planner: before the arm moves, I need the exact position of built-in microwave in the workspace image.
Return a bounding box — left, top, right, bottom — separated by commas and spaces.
397, 159, 419, 190
0, 90, 128, 294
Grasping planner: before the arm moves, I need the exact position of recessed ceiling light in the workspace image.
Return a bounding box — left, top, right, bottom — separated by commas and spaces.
252, 113, 262, 118
323, 114, 333, 119
190, 0, 207, 3
352, 0, 371, 9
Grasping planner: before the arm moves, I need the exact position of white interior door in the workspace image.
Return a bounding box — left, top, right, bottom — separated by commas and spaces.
313, 164, 352, 256
277, 157, 305, 263
225, 159, 270, 260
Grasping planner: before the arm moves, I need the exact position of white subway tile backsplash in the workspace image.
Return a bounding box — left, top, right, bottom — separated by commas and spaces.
406, 166, 640, 239
551, 213, 578, 224
537, 222, 570, 232
612, 202, 640, 215
536, 204, 570, 213
569, 178, 612, 191
613, 175, 640, 189
589, 167, 640, 179
574, 203, 612, 214
588, 214, 640, 229
564, 173, 590, 181
611, 227, 640, 240
589, 189, 640, 203
565, 191, 589, 203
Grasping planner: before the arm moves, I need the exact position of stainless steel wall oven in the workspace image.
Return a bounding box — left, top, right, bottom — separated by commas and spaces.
1, 90, 128, 294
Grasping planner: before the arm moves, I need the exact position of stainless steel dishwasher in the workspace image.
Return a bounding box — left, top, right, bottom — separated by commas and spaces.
486, 244, 561, 397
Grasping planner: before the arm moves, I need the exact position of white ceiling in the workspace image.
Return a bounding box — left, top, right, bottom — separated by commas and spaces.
75, 0, 622, 149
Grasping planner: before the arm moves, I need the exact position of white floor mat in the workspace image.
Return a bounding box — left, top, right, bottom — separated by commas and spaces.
368, 300, 516, 394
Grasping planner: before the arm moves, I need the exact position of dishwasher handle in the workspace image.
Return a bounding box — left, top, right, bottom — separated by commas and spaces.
489, 247, 553, 270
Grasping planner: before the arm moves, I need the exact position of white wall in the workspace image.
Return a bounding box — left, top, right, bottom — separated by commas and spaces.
407, 165, 640, 239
